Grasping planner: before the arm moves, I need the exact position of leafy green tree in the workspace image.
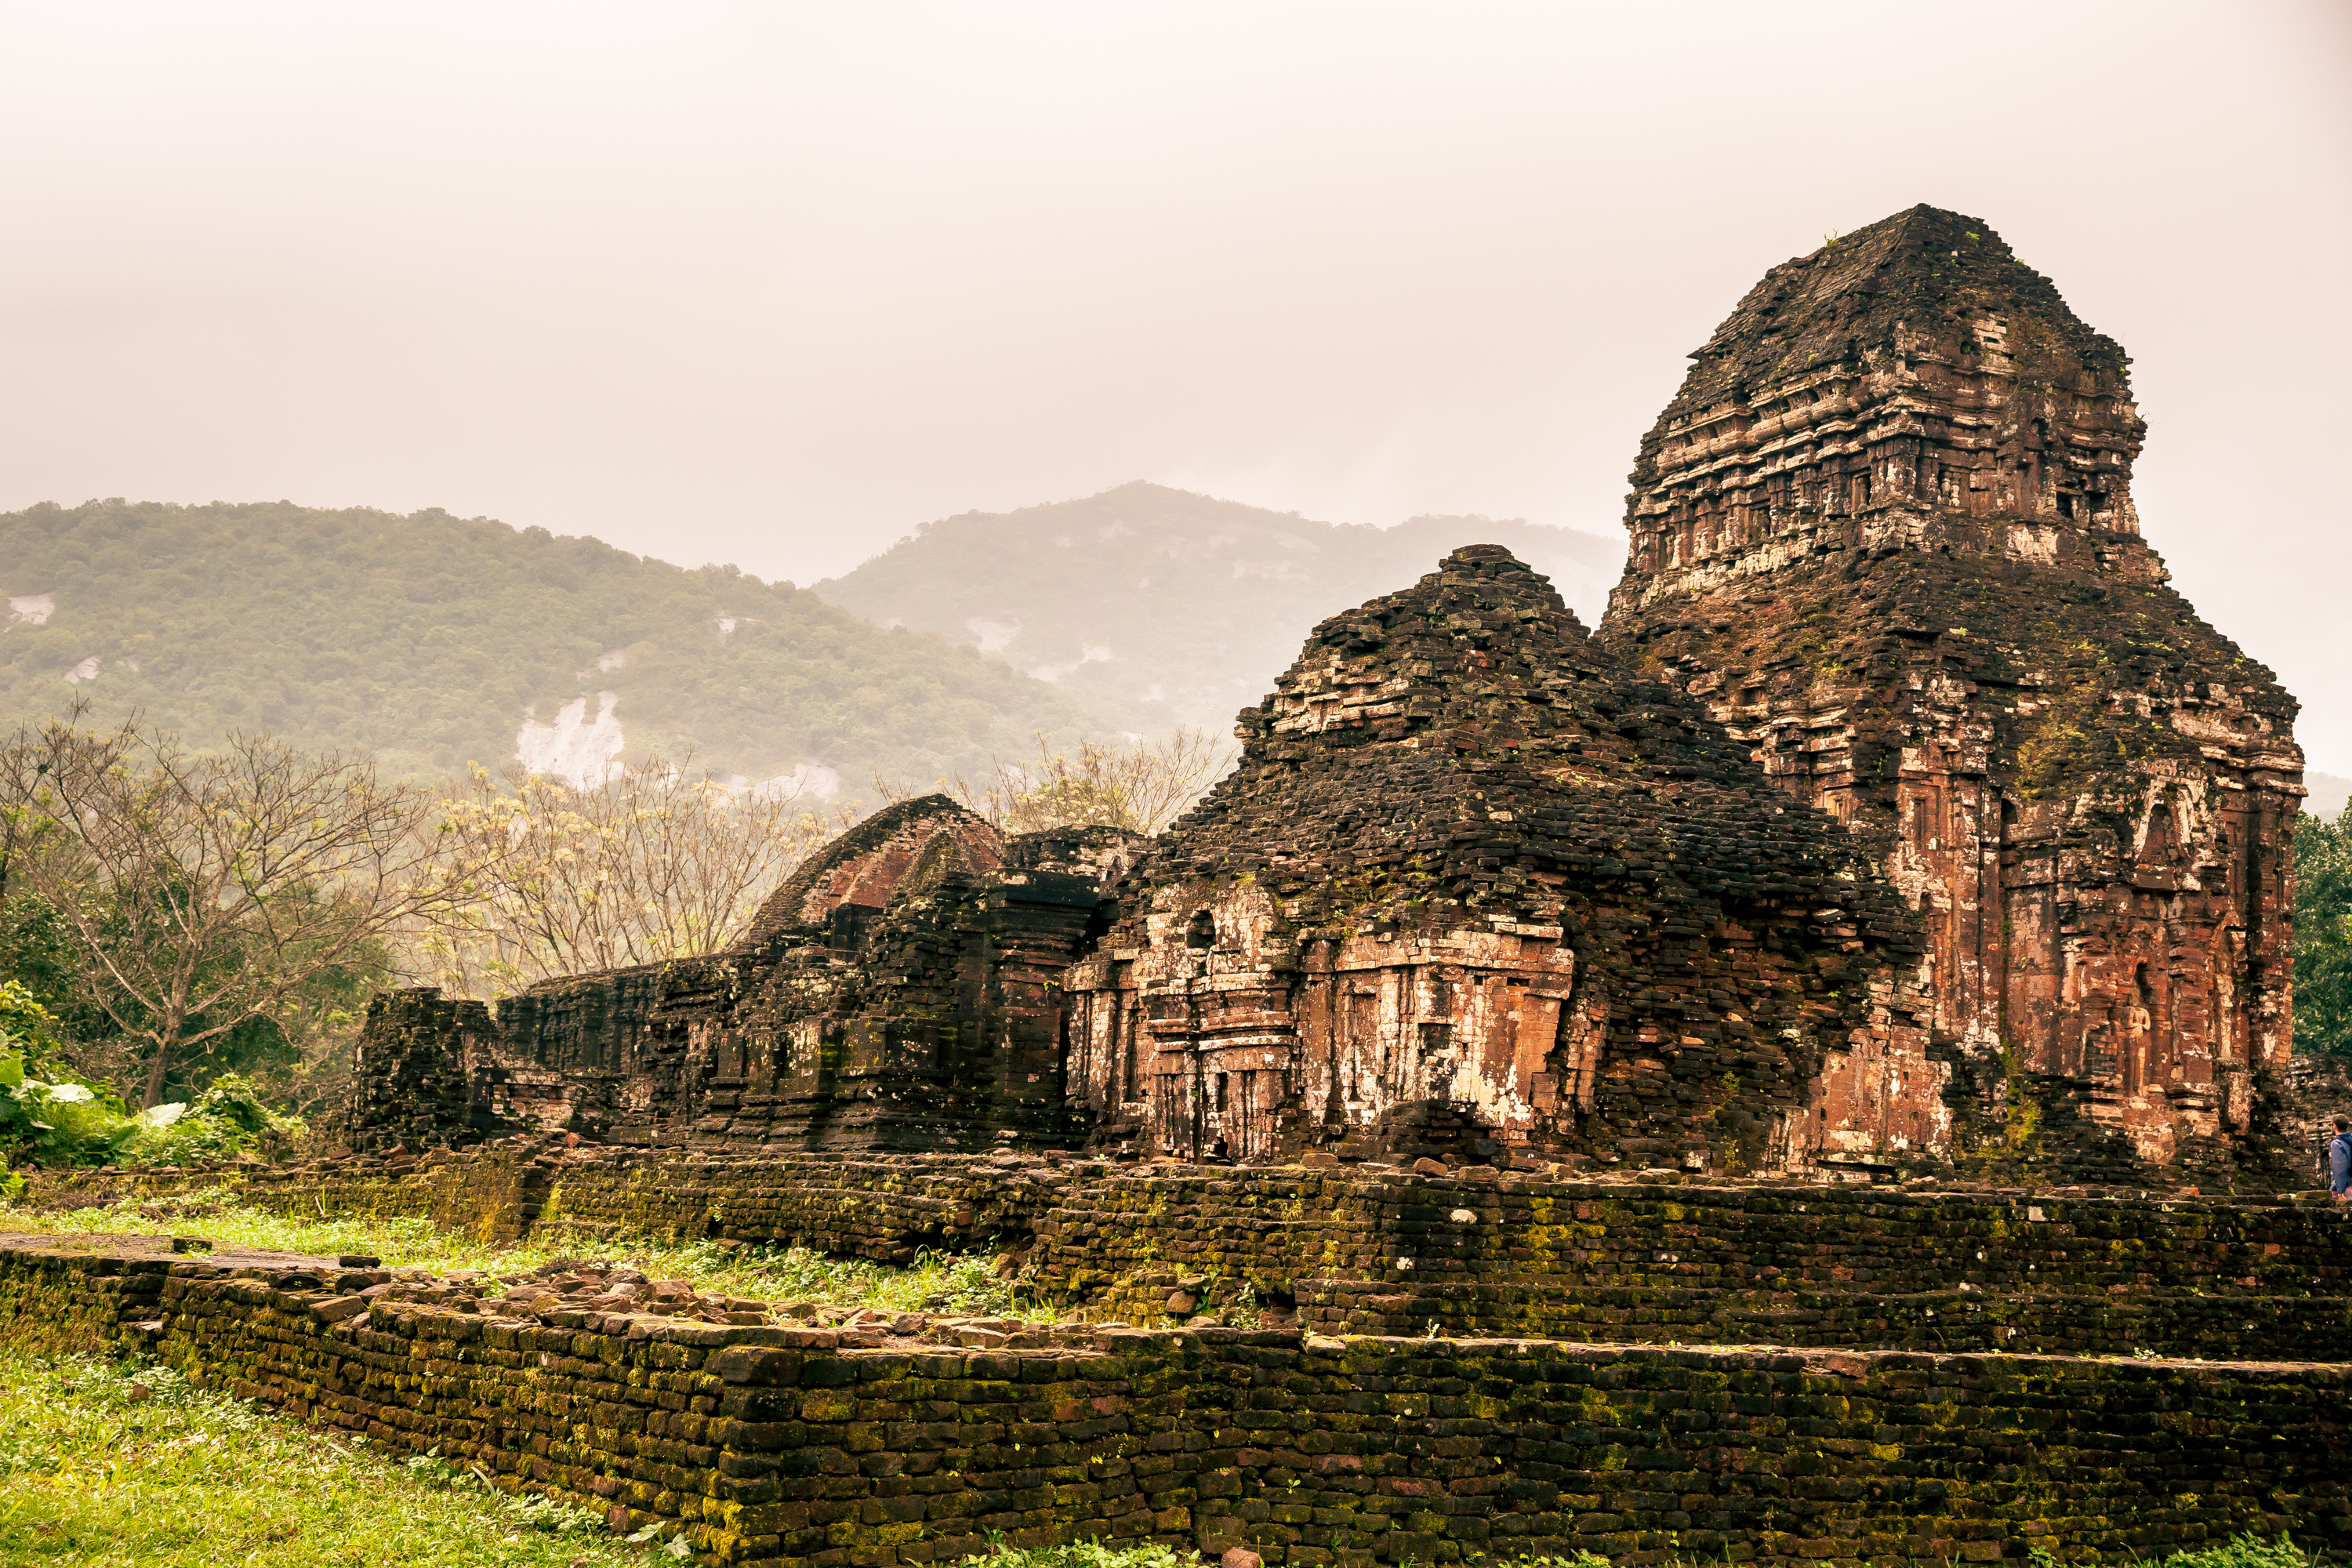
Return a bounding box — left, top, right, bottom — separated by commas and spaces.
2295, 807, 2352, 1057
0, 979, 133, 1170
111, 1072, 307, 1167
0, 885, 378, 1115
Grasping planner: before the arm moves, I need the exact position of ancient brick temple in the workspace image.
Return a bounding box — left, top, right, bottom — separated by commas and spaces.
348, 799, 1145, 1155
350, 204, 2307, 1189
1598, 204, 2303, 1178
1062, 546, 1935, 1172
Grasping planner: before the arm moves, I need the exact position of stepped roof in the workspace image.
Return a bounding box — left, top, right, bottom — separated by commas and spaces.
736, 793, 1002, 949
1657, 203, 2126, 428
1140, 545, 1915, 949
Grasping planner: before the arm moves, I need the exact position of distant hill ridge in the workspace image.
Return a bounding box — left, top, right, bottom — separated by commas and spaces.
0, 499, 1109, 794
0, 488, 1630, 793
813, 481, 1622, 734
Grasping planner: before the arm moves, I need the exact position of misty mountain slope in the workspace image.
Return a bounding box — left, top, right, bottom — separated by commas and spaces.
812, 481, 1624, 732
0, 499, 1110, 793
2311, 771, 2350, 822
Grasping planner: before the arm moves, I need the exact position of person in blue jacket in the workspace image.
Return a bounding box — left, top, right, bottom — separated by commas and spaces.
2330, 1116, 2352, 1201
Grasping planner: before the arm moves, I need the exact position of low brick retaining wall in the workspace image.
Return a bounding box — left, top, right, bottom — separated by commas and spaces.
0, 1234, 174, 1355
31, 1146, 2352, 1360
1300, 1278, 2352, 1359
2, 1232, 2348, 1568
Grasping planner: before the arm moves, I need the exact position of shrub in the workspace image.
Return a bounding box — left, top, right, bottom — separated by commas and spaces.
111, 1073, 305, 1167
2, 980, 309, 1171
0, 981, 135, 1167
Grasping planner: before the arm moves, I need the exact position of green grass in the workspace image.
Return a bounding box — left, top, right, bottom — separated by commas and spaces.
2107, 1542, 2310, 1568
957, 1546, 1203, 1568
0, 1351, 641, 1566
0, 1187, 1044, 1319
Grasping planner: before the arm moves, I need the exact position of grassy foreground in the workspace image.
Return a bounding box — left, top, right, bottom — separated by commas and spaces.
0, 1352, 638, 1567
0, 1186, 1036, 1319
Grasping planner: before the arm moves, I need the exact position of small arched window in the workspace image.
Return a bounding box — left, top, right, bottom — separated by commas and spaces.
1185, 910, 1216, 950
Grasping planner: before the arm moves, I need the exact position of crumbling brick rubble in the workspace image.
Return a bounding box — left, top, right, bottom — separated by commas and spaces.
3, 1229, 2347, 1568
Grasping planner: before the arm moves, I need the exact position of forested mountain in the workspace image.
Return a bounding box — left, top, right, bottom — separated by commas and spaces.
0, 489, 1626, 790
813, 481, 1623, 733
0, 500, 1109, 795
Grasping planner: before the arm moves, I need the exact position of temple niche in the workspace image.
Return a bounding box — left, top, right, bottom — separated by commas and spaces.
1597, 203, 2304, 1182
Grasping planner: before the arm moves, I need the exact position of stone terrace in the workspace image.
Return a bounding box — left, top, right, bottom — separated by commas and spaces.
2, 1226, 2347, 1568
31, 1144, 2352, 1361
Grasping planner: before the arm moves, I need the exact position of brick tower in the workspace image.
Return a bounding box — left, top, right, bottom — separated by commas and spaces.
1598, 204, 2304, 1181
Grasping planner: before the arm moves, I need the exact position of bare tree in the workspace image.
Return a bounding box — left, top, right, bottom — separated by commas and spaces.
412, 753, 855, 997
922, 727, 1236, 837
0, 716, 462, 1108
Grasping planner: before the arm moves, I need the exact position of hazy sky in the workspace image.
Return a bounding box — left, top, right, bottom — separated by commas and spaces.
3, 2, 2348, 767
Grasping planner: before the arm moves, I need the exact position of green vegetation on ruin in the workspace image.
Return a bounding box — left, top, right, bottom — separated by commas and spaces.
961, 1545, 1207, 1568
0, 498, 1109, 788
0, 1186, 1040, 1319
956, 1537, 2330, 1568
953, 1541, 2332, 1568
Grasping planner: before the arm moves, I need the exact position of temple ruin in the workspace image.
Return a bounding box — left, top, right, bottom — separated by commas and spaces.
1062, 545, 1935, 1172
349, 205, 2307, 1191
1599, 204, 2304, 1180
349, 799, 1145, 1155
16, 205, 2342, 1568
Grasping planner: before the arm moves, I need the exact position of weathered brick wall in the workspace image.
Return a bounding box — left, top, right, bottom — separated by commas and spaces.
345, 989, 504, 1153
343, 804, 1143, 1161
43, 1142, 556, 1242
2, 1233, 2347, 1568
32, 1149, 2352, 1360
1022, 1166, 2352, 1298
0, 1238, 173, 1356
2280, 1056, 2352, 1188
1016, 1166, 2352, 1359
